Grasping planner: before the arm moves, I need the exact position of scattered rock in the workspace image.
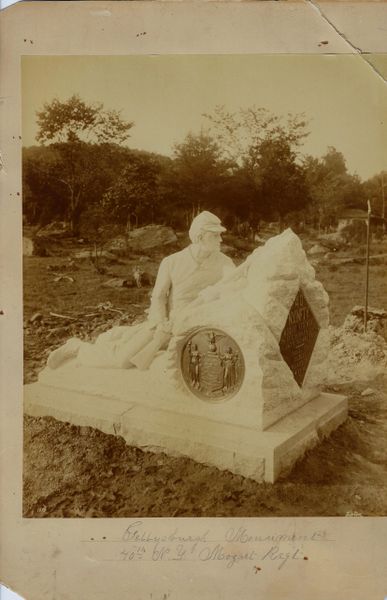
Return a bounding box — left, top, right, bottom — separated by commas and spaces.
74, 249, 116, 260
24, 236, 49, 257
127, 225, 177, 251
108, 236, 129, 255
36, 221, 71, 238
23, 237, 35, 256
348, 306, 387, 341
327, 309, 387, 383
308, 244, 326, 256
352, 306, 387, 319
361, 388, 375, 397
102, 278, 127, 289
53, 274, 74, 283
318, 232, 346, 251
30, 313, 43, 324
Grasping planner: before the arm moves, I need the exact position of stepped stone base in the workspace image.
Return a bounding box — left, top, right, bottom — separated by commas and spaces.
24, 363, 347, 483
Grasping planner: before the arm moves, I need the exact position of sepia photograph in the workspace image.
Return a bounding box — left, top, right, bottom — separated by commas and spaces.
21, 53, 387, 520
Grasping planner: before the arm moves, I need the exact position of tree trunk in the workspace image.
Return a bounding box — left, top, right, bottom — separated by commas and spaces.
68, 187, 76, 234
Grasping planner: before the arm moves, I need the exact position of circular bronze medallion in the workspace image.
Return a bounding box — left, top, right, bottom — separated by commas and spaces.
180, 328, 245, 401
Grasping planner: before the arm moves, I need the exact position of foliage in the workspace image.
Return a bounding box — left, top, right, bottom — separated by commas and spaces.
23, 146, 68, 225
36, 95, 133, 145
24, 143, 133, 229
203, 106, 310, 227
340, 220, 367, 244
303, 148, 366, 231
362, 171, 387, 218
103, 152, 162, 229
162, 132, 234, 227
34, 96, 134, 232
24, 96, 385, 237
245, 137, 311, 226
203, 105, 309, 163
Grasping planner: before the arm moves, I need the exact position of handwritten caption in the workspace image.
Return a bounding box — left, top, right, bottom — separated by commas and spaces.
84, 521, 333, 571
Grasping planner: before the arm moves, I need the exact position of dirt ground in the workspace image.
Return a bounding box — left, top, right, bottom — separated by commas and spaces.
23, 233, 387, 517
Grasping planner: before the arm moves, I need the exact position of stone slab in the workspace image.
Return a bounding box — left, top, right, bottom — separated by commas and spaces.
24, 378, 347, 482
36, 358, 265, 430
24, 383, 133, 437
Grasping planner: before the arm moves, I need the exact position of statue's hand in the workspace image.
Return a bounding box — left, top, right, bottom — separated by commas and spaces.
152, 320, 172, 347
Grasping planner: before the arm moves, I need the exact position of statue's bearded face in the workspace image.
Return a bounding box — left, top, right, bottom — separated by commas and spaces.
199, 230, 222, 253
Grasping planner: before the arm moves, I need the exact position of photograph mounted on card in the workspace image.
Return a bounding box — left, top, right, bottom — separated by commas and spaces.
1, 3, 387, 600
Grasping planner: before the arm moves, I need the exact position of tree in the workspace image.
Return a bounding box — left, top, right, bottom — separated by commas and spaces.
362, 170, 387, 217
36, 95, 132, 145
165, 132, 234, 227
203, 106, 310, 228
245, 137, 310, 228
203, 105, 309, 163
103, 152, 162, 230
35, 95, 133, 232
22, 143, 135, 227
79, 204, 122, 272
23, 146, 68, 225
304, 148, 366, 231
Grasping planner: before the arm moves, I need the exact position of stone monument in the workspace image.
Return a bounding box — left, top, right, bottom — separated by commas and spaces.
24, 229, 347, 483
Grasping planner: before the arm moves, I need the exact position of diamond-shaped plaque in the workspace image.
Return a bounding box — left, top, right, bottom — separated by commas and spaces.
279, 289, 320, 387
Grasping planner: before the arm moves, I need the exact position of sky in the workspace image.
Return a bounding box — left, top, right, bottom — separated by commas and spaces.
21, 54, 387, 181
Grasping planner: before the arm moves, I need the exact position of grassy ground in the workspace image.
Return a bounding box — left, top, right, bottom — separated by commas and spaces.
23, 235, 387, 517
318, 262, 387, 326
23, 376, 387, 518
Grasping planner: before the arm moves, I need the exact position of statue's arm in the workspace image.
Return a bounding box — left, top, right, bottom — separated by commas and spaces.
147, 257, 172, 326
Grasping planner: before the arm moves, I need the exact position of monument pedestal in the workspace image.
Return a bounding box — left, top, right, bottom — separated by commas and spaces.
24, 360, 347, 482
24, 230, 348, 483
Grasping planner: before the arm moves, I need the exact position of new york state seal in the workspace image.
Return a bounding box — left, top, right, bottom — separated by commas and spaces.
180, 328, 245, 401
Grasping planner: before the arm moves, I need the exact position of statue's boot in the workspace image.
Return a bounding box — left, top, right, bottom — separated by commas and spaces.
77, 325, 155, 369
47, 338, 83, 369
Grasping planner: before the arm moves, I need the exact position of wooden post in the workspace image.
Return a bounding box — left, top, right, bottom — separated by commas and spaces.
382, 173, 386, 235
364, 200, 371, 332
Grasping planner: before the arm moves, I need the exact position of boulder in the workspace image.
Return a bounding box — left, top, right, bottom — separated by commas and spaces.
23, 237, 34, 256
334, 306, 387, 342
74, 250, 116, 260
127, 225, 177, 251
308, 244, 326, 256
318, 232, 346, 251
102, 278, 128, 289
108, 236, 128, 254
361, 388, 375, 397
23, 236, 48, 257
36, 221, 71, 238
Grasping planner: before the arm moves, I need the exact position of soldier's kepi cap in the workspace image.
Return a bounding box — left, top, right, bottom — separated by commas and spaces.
189, 211, 226, 242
